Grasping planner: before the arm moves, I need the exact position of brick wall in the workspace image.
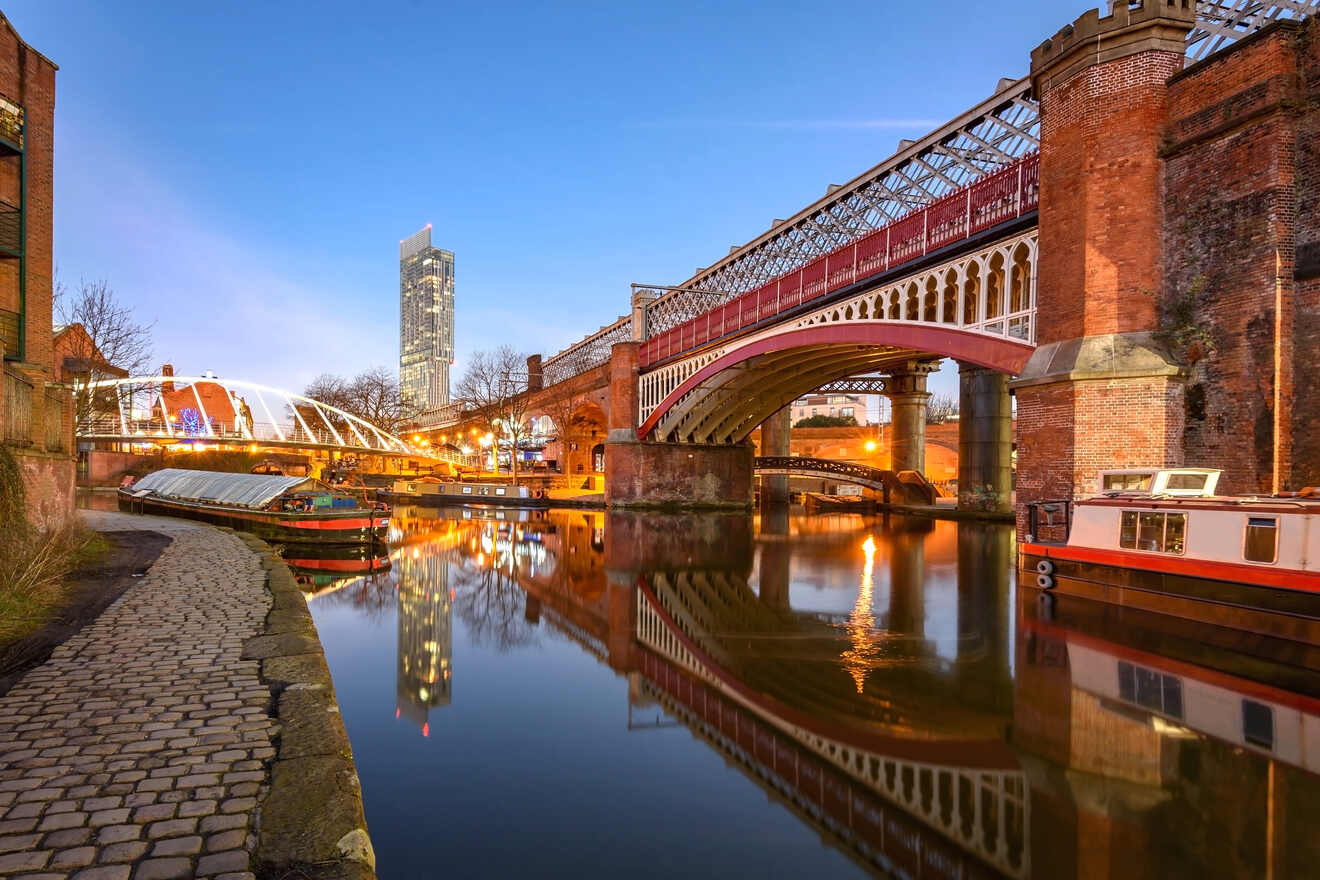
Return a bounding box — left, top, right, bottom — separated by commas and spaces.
1016, 377, 1184, 535
1163, 20, 1318, 492
1036, 50, 1184, 345
0, 16, 55, 370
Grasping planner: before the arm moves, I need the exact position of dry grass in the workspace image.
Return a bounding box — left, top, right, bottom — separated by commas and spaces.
0, 523, 106, 646
0, 445, 111, 646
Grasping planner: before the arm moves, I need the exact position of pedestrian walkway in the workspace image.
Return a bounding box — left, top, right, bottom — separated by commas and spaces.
0, 511, 276, 879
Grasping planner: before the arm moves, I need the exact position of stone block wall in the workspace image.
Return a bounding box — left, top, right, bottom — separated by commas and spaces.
1163, 19, 1319, 491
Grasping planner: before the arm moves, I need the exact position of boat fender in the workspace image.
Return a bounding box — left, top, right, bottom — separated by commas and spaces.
1035, 559, 1055, 576
1037, 592, 1056, 621
1036, 573, 1055, 590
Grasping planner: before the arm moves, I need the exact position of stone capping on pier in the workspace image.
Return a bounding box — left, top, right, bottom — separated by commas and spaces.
1030, 0, 1197, 91
236, 534, 377, 880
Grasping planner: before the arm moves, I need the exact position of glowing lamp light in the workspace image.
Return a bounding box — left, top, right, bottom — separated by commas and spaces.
395, 707, 401, 719
864, 441, 877, 452
413, 435, 421, 442
422, 722, 429, 738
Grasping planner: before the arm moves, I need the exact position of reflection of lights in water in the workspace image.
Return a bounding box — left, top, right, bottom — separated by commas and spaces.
840, 536, 879, 693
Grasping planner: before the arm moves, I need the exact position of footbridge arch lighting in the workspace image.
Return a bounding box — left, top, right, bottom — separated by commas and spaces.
74, 375, 442, 459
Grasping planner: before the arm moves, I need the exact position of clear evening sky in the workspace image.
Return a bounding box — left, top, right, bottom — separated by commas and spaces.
8, 0, 1067, 400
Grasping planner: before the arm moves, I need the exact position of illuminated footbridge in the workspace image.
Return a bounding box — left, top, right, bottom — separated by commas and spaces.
74, 374, 471, 463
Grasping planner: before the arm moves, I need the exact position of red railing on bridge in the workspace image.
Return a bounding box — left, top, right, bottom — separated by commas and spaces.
639, 152, 1039, 368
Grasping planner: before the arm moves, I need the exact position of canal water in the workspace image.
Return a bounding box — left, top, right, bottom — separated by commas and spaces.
290, 506, 1318, 879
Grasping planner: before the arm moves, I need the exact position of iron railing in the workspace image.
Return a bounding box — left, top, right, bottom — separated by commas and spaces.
1025, 499, 1073, 543
641, 153, 1039, 368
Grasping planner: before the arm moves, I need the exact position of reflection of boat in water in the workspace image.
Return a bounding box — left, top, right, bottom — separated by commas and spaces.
279, 544, 393, 585
1022, 468, 1320, 644
120, 468, 390, 545
1023, 614, 1320, 775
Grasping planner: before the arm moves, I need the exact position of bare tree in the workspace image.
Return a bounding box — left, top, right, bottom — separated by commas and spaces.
453, 345, 532, 479
55, 277, 154, 431
302, 367, 416, 436
926, 393, 959, 425
348, 366, 416, 435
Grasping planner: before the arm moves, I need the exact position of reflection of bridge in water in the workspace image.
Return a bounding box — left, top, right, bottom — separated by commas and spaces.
462, 509, 1026, 877
303, 506, 1320, 878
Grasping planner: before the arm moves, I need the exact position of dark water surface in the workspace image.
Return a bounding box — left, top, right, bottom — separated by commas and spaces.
293, 506, 1320, 879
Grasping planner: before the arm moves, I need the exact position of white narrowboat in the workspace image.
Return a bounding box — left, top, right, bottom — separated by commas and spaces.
1021, 469, 1320, 645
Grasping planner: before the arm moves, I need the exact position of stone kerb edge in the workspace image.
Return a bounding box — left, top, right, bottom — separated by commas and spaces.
235, 533, 377, 880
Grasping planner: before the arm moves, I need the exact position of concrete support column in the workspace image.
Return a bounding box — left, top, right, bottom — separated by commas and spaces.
885, 362, 936, 474
958, 363, 1013, 513
759, 405, 791, 506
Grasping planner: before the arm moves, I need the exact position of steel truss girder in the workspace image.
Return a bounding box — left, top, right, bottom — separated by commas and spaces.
543, 1, 1316, 388
640, 78, 1041, 336
1188, 1, 1320, 61
813, 377, 890, 396
541, 316, 633, 388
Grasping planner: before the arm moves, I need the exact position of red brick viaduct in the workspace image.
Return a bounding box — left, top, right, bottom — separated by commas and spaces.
472, 4, 1320, 524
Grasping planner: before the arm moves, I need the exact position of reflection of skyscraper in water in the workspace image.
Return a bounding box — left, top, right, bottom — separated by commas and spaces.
396, 552, 452, 732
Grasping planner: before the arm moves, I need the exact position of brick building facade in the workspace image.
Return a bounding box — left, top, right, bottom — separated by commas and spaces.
0, 13, 69, 529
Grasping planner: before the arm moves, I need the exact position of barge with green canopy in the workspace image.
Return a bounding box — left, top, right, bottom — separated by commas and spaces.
119, 468, 390, 545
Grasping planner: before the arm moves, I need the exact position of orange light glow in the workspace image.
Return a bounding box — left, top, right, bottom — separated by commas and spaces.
864, 440, 877, 452
422, 722, 429, 738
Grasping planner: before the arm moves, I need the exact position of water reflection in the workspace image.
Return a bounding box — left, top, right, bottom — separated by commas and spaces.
300, 507, 1320, 879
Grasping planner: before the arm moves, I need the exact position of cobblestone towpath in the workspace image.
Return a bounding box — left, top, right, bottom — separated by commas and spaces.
0, 511, 276, 880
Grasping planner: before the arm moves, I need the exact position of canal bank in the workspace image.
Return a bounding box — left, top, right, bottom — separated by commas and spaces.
0, 510, 375, 880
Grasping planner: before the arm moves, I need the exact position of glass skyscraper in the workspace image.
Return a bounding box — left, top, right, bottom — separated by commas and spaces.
399, 225, 455, 410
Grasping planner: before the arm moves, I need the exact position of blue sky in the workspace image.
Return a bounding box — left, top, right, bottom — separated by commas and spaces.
8, 0, 1067, 400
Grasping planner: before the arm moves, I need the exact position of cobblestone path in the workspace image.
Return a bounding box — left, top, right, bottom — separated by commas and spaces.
0, 511, 276, 879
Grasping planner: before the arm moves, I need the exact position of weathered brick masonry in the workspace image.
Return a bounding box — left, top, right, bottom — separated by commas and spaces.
1164, 19, 1320, 492
1014, 3, 1195, 534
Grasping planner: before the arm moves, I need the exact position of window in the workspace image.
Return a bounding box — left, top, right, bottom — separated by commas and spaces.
1120, 510, 1186, 554
1243, 516, 1278, 564
1242, 700, 1274, 749
840, 407, 854, 418
1104, 473, 1153, 492
1165, 473, 1208, 492
1117, 661, 1184, 719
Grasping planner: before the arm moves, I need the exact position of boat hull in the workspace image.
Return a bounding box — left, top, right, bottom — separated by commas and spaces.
119, 492, 388, 545
1021, 544, 1320, 648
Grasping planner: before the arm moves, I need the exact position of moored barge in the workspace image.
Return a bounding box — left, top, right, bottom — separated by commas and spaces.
1021, 468, 1320, 646
119, 468, 390, 545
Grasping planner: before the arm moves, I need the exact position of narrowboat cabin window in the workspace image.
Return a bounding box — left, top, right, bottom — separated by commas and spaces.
1243, 516, 1278, 564
1164, 472, 1208, 492
1241, 699, 1274, 749
1117, 661, 1184, 719
1119, 511, 1186, 553
1104, 472, 1153, 492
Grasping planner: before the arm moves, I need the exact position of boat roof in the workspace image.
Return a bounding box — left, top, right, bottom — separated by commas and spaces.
130, 468, 315, 510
